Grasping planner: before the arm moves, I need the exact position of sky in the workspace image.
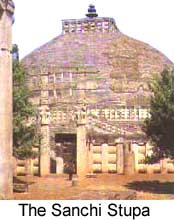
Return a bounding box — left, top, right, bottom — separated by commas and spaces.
12, 0, 174, 61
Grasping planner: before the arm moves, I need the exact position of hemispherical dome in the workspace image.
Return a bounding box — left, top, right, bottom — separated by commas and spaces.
22, 15, 172, 106
22, 30, 171, 72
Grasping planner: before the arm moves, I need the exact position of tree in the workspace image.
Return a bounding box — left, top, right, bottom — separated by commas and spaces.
143, 67, 174, 162
13, 45, 39, 160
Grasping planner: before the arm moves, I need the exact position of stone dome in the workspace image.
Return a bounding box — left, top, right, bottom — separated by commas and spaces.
22, 30, 171, 73
22, 13, 172, 106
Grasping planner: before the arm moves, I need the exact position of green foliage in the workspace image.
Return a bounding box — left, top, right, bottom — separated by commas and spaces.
13, 47, 39, 159
144, 155, 160, 164
143, 67, 174, 160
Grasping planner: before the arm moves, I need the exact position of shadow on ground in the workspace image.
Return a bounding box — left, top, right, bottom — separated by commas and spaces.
125, 181, 174, 194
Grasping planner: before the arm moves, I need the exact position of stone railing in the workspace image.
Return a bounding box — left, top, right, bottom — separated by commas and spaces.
13, 141, 174, 176
87, 115, 139, 136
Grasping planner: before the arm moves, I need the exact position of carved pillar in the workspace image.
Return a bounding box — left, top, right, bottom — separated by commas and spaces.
131, 142, 139, 173
39, 72, 50, 176
101, 143, 108, 173
116, 141, 124, 174
160, 159, 168, 174
123, 142, 135, 175
25, 159, 33, 176
56, 157, 64, 174
0, 0, 15, 199
87, 140, 93, 174
76, 106, 88, 178
55, 143, 64, 174
147, 165, 154, 174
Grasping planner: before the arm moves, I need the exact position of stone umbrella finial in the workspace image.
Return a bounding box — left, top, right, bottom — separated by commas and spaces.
86, 4, 98, 18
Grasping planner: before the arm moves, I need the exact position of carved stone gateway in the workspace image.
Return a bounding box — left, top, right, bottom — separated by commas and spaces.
0, 0, 14, 199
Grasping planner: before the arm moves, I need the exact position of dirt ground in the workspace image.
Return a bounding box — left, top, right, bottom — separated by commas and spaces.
13, 174, 174, 200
